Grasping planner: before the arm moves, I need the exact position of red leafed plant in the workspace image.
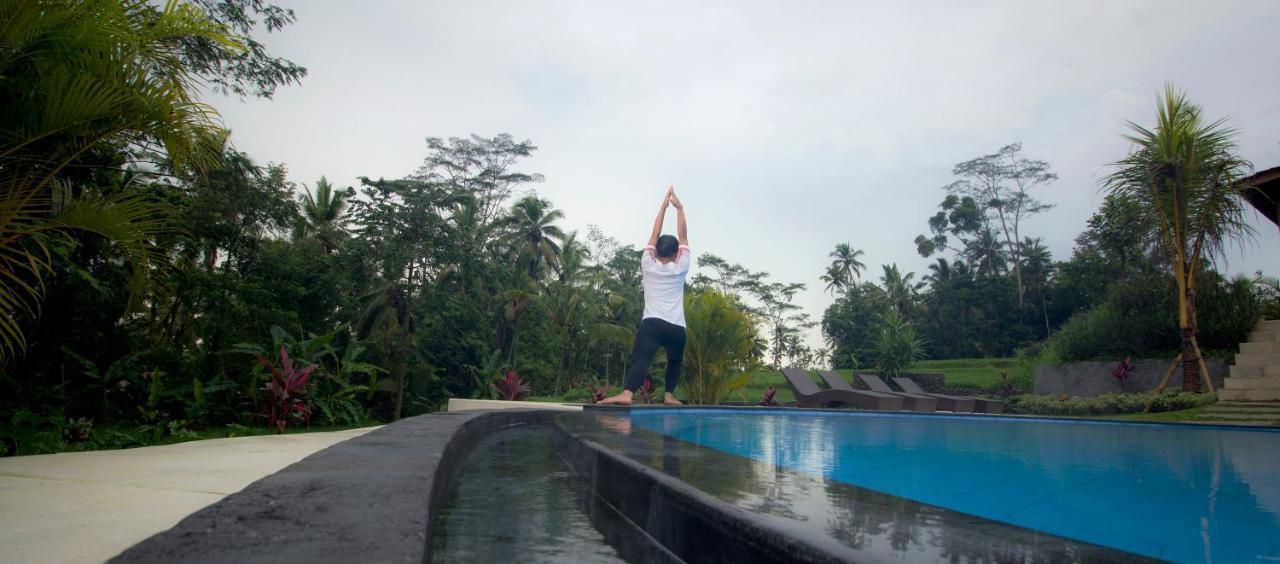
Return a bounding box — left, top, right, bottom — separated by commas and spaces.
588, 381, 609, 403
758, 385, 778, 406
257, 346, 316, 433
1111, 357, 1136, 392
634, 379, 655, 404
493, 369, 530, 401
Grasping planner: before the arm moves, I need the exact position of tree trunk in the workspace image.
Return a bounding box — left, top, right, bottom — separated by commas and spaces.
1013, 261, 1025, 306
1041, 292, 1051, 340
1180, 285, 1201, 392
392, 363, 406, 420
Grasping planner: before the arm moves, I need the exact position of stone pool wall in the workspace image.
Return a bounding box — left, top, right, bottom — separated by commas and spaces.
111, 409, 554, 563
1034, 358, 1228, 397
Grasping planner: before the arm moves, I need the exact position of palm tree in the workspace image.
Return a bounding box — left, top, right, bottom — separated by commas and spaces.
294, 176, 353, 253
1104, 85, 1253, 392
1019, 238, 1055, 339
925, 258, 954, 286
826, 243, 866, 294
820, 264, 845, 296
0, 1, 239, 362
879, 264, 923, 317
504, 195, 566, 279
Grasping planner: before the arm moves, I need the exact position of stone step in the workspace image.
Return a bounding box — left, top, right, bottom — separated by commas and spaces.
1216, 401, 1280, 408
1233, 352, 1280, 367
1259, 319, 1280, 330
1223, 377, 1280, 390
1198, 401, 1280, 411
1249, 331, 1280, 343
1241, 341, 1280, 354
1230, 365, 1280, 379
1218, 388, 1280, 401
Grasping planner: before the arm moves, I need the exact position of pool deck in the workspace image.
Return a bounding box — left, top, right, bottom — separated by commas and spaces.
0, 427, 375, 564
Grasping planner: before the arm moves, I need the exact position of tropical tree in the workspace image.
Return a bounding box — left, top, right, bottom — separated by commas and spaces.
0, 0, 240, 362
504, 195, 565, 279
878, 264, 923, 317
944, 143, 1056, 304
824, 243, 866, 294
293, 176, 353, 253
680, 290, 757, 404
1104, 86, 1254, 391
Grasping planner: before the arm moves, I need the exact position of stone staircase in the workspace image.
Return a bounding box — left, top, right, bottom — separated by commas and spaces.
1195, 401, 1280, 425
1219, 319, 1280, 401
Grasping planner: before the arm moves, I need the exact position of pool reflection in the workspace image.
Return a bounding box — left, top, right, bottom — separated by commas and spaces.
562, 410, 1152, 563
615, 409, 1280, 563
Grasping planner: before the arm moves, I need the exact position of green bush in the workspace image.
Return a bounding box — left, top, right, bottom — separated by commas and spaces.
873, 309, 925, 379
1047, 272, 1260, 362
1005, 392, 1216, 416
681, 290, 757, 405
561, 387, 590, 403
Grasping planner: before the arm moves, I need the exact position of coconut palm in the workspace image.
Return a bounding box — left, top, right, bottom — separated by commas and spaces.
0, 1, 239, 362
1104, 85, 1254, 391
504, 195, 566, 279
294, 176, 353, 253
825, 243, 866, 294
820, 264, 846, 296
879, 264, 923, 317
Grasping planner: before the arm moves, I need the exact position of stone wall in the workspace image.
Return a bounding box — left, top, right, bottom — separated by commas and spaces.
1033, 358, 1228, 397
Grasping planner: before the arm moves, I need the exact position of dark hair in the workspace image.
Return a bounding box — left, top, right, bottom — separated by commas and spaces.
655, 235, 679, 259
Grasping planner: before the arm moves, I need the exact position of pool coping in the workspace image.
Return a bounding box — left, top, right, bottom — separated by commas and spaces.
583, 403, 1280, 432
110, 408, 554, 563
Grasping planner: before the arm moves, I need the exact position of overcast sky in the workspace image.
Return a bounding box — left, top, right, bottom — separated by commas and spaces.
211, 0, 1280, 350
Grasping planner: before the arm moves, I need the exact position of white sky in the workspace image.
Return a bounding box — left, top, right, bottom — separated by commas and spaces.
210, 0, 1280, 350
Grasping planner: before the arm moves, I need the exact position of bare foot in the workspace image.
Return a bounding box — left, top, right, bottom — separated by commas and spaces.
664, 393, 682, 406
598, 391, 633, 405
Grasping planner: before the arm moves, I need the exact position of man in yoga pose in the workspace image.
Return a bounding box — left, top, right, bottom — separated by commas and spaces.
600, 186, 690, 406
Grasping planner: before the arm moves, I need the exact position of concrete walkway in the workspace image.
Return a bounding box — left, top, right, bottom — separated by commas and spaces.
0, 427, 375, 564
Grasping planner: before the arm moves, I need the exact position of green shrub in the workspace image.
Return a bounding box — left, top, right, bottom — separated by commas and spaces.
681, 290, 757, 405
874, 309, 925, 379
1005, 392, 1216, 416
1047, 272, 1260, 362
561, 387, 590, 403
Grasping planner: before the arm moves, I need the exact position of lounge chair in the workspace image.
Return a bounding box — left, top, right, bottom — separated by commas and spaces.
892, 377, 1003, 414
781, 368, 904, 410
851, 373, 938, 412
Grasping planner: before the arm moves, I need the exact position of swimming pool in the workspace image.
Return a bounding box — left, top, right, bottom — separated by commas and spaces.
627, 409, 1280, 562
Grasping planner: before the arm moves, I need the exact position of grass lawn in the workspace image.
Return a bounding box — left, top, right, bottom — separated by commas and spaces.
738, 358, 1032, 404
1093, 405, 1212, 423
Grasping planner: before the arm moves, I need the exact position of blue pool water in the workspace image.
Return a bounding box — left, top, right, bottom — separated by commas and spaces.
629, 409, 1280, 562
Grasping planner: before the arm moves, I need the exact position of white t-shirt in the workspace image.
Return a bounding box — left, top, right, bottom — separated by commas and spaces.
641, 244, 692, 327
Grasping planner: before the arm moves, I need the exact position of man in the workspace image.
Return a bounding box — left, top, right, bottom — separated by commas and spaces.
600, 186, 690, 406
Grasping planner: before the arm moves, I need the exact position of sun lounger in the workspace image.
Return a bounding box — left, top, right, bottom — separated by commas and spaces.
851, 373, 938, 412
781, 368, 904, 410
887, 377, 975, 412
892, 377, 1002, 414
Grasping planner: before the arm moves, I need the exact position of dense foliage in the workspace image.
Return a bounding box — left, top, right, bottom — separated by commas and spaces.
680, 290, 758, 404
821, 128, 1268, 370
0, 1, 802, 455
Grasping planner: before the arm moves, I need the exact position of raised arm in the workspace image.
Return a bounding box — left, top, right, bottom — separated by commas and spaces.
670, 189, 688, 246
647, 187, 671, 246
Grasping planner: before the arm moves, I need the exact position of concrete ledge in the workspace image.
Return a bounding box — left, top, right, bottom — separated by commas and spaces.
551, 414, 853, 563
111, 409, 552, 563
446, 398, 582, 412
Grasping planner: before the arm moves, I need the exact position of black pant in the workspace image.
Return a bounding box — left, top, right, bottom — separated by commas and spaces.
625, 318, 686, 393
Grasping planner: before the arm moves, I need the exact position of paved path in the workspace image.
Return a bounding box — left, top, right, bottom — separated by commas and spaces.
0, 428, 376, 564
